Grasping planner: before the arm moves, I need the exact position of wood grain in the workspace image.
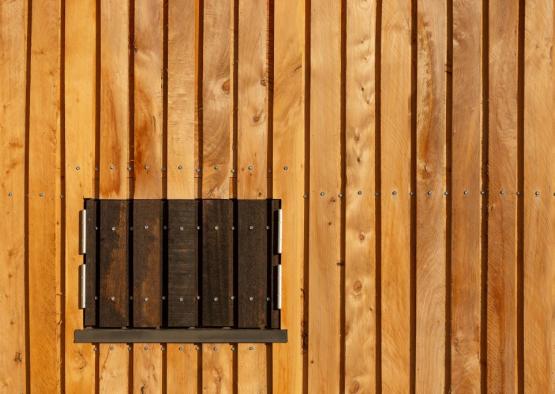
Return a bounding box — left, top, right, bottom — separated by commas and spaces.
0, 0, 27, 391
272, 0, 306, 391
488, 1, 520, 392
380, 1, 413, 392
98, 0, 131, 390
133, 0, 164, 390
84, 200, 98, 327
308, 0, 342, 391
27, 0, 62, 391
345, 0, 377, 392
167, 0, 200, 389
132, 200, 163, 328
201, 1, 235, 391
237, 0, 270, 390
523, 0, 553, 391
415, 0, 447, 391
451, 1, 483, 392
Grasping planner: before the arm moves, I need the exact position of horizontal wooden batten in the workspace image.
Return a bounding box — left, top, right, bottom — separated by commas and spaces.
74, 329, 288, 344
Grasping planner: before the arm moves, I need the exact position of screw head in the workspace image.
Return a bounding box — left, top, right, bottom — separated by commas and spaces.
535, 191, 541, 196
75, 166, 80, 171
427, 191, 432, 196
214, 225, 219, 230
109, 164, 115, 170
213, 165, 219, 171
464, 190, 469, 195
110, 296, 115, 302
179, 226, 184, 231
144, 297, 149, 302
283, 166, 288, 171
320, 192, 325, 197
144, 224, 149, 230
179, 297, 184, 302
177, 164, 183, 170
249, 296, 254, 301
249, 225, 254, 230
444, 191, 449, 196
392, 190, 397, 196
214, 297, 218, 302
8, 192, 13, 197
39, 192, 45, 197
111, 226, 116, 231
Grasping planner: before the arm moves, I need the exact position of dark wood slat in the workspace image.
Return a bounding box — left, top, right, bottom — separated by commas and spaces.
237, 200, 268, 328
84, 199, 97, 327
133, 199, 163, 327
98, 200, 129, 328
167, 199, 199, 327
75, 328, 288, 344
269, 200, 281, 328
202, 199, 234, 327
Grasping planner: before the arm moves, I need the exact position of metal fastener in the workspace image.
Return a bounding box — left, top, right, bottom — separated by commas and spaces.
75, 166, 80, 171
179, 226, 184, 231
144, 224, 149, 230
214, 225, 219, 230
427, 191, 432, 196
111, 226, 116, 231
110, 296, 115, 302
444, 191, 449, 196
39, 192, 45, 197
214, 297, 218, 302
178, 164, 183, 170
464, 190, 469, 196
144, 297, 149, 302
8, 192, 13, 197
109, 164, 115, 170
248, 165, 254, 171
320, 192, 325, 197
357, 190, 363, 195
249, 225, 254, 230
179, 297, 184, 302
392, 190, 397, 196
535, 191, 540, 196
283, 166, 288, 171
249, 296, 254, 301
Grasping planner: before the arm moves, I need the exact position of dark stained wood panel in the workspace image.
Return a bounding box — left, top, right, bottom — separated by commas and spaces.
99, 200, 129, 328
269, 200, 281, 329
84, 199, 97, 327
202, 200, 234, 327
133, 200, 163, 327
237, 200, 268, 328
167, 199, 199, 327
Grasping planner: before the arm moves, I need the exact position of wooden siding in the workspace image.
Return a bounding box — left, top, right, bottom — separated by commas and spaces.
0, 1, 553, 392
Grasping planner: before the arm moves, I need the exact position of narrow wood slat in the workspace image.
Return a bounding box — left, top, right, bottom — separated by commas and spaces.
415, 0, 448, 391
133, 200, 163, 328
237, 200, 268, 328
345, 0, 377, 392
451, 0, 483, 391
308, 0, 342, 391
201, 2, 235, 387
98, 0, 132, 390
487, 1, 520, 391
99, 200, 130, 328
27, 0, 62, 391
133, 0, 165, 390
167, 0, 200, 390
523, 0, 553, 391
380, 1, 412, 392
64, 1, 98, 391
236, 0, 270, 390
84, 200, 98, 327
0, 0, 27, 390
202, 199, 234, 327
167, 200, 199, 327
272, 0, 306, 390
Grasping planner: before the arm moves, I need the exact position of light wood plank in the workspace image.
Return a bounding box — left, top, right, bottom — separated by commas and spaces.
28, 0, 63, 391
0, 1, 27, 391
167, 0, 199, 392
64, 0, 97, 392
345, 0, 377, 392
308, 0, 342, 391
415, 0, 447, 391
201, 1, 235, 391
487, 1, 520, 392
202, 345, 234, 394
523, 0, 553, 391
272, 0, 306, 392
133, 0, 164, 391
99, 0, 131, 390
451, 0, 483, 392
202, 0, 233, 198
380, 1, 412, 392
237, 0, 269, 391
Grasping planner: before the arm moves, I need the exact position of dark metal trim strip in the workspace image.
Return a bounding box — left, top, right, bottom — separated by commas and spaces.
74, 328, 288, 343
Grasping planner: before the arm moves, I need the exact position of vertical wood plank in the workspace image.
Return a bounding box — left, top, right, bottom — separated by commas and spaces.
345, 0, 377, 392
167, 0, 199, 390
167, 200, 199, 328
99, 200, 129, 328
451, 0, 484, 391
415, 0, 447, 391
133, 0, 164, 391
380, 1, 412, 392
488, 1, 520, 392
28, 0, 63, 391
237, 201, 268, 329
201, 200, 234, 327
65, 2, 98, 390
99, 0, 131, 390
272, 0, 306, 391
308, 0, 342, 392
0, 0, 27, 391
132, 200, 163, 328
523, 0, 553, 391
237, 0, 270, 391
201, 1, 235, 392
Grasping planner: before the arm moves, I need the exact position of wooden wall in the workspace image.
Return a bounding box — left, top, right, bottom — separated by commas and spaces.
0, 0, 553, 392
